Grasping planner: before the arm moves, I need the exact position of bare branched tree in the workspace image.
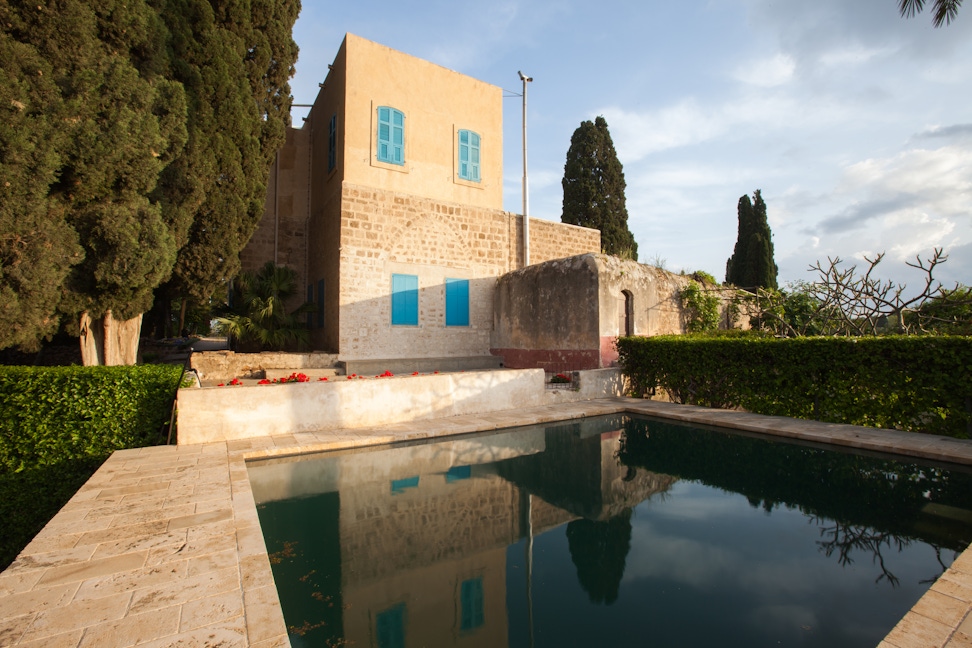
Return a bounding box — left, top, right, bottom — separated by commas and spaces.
815, 519, 909, 587
806, 248, 959, 335
739, 248, 971, 337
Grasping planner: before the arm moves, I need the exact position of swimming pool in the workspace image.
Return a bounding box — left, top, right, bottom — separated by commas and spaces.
247, 413, 972, 647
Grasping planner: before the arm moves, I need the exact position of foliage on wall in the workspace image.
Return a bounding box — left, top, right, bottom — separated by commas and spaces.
680, 281, 721, 333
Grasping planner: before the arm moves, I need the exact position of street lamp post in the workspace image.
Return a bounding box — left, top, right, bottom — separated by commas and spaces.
518, 71, 533, 268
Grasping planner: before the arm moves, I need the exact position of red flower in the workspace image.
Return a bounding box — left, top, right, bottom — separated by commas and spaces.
257, 379, 271, 385
411, 371, 419, 376
217, 383, 225, 387
319, 377, 328, 381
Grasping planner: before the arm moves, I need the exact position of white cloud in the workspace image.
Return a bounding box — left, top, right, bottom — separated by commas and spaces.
600, 100, 726, 160
733, 53, 796, 87
817, 45, 894, 68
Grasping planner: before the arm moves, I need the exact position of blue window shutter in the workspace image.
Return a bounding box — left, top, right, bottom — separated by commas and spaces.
392, 110, 404, 164
390, 475, 419, 494
391, 274, 418, 325
328, 114, 337, 172
306, 285, 313, 329
470, 132, 480, 182
377, 107, 404, 165
446, 465, 471, 482
458, 130, 480, 182
376, 603, 406, 648
445, 278, 469, 326
460, 578, 484, 631
317, 279, 325, 329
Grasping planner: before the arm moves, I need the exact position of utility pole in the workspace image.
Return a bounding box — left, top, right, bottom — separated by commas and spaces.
518, 71, 533, 268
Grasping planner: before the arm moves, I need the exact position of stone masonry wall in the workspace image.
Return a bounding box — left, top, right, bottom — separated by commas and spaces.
337, 183, 600, 360
526, 217, 602, 265
240, 128, 310, 305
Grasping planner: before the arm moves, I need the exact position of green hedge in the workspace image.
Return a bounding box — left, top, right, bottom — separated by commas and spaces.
0, 364, 182, 568
616, 335, 972, 439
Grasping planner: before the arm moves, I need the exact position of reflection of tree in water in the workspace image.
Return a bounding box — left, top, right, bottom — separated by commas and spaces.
618, 416, 972, 588
813, 518, 952, 587
566, 509, 633, 605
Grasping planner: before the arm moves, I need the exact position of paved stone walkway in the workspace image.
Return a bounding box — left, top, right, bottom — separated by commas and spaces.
0, 399, 969, 647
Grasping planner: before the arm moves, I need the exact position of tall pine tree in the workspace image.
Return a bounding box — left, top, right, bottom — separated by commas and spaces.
561, 116, 638, 260
725, 189, 778, 290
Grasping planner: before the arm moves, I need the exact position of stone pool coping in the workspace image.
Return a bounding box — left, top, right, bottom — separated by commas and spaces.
0, 398, 969, 647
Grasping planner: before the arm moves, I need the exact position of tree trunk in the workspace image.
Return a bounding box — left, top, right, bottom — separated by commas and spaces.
79, 310, 143, 366
178, 299, 188, 336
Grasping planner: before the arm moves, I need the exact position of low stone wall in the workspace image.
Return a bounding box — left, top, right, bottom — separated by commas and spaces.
176, 368, 546, 445
190, 351, 340, 381
342, 355, 503, 375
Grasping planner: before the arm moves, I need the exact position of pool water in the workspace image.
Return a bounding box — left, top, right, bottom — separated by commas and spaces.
247, 414, 972, 648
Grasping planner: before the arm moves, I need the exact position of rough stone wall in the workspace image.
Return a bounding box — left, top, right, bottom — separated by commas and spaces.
339, 472, 521, 584
190, 350, 339, 381
337, 183, 599, 360
492, 254, 742, 370
491, 255, 602, 370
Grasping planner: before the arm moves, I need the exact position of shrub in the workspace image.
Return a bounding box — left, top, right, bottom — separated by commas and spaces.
0, 364, 181, 568
616, 335, 972, 439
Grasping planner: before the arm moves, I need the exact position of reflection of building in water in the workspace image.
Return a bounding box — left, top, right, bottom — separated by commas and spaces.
249, 417, 676, 647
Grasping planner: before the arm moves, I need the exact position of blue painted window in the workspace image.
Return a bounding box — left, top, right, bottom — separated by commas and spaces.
391, 274, 418, 325
376, 603, 406, 648
460, 578, 484, 631
390, 475, 419, 494
306, 285, 313, 329
328, 114, 337, 172
446, 465, 471, 482
445, 278, 469, 327
377, 106, 405, 165
317, 279, 325, 329
458, 130, 480, 182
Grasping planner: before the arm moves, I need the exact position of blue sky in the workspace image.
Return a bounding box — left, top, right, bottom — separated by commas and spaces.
289, 0, 972, 288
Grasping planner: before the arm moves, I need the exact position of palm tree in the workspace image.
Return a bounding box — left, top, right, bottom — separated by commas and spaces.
216, 262, 313, 351
899, 0, 963, 27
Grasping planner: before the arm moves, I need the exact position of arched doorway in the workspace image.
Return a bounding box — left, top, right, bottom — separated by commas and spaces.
619, 290, 633, 337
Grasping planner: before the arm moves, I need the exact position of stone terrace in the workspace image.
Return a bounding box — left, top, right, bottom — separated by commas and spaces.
0, 399, 970, 647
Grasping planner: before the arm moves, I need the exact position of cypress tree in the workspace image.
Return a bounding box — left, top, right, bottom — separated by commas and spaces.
725, 189, 778, 290
0, 0, 187, 361
0, 23, 82, 351
562, 116, 638, 261
152, 0, 299, 331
